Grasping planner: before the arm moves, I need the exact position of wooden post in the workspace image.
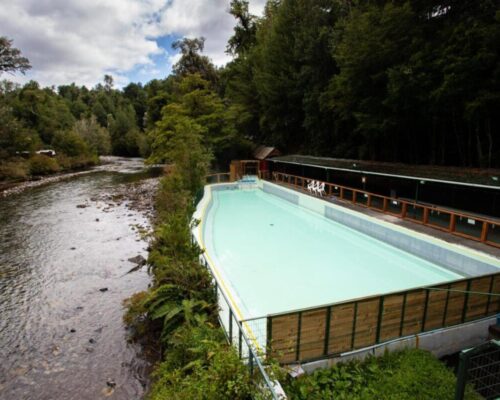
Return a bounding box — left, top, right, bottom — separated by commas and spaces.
401, 202, 407, 218
423, 208, 429, 224
383, 198, 388, 212
340, 187, 344, 199
480, 221, 488, 242
367, 194, 372, 208
296, 312, 303, 361
323, 307, 332, 356
352, 190, 356, 204
449, 214, 456, 232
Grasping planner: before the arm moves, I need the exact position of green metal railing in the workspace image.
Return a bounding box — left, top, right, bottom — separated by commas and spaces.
196, 246, 284, 399
455, 340, 500, 400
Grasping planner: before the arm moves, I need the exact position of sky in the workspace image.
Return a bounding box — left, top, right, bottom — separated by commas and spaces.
0, 0, 266, 88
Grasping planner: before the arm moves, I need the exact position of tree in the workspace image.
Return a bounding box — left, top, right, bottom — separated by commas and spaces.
172, 38, 218, 85
0, 37, 31, 75
149, 74, 251, 168
104, 74, 114, 91
51, 130, 89, 157
72, 115, 111, 155
0, 103, 39, 158
226, 0, 257, 56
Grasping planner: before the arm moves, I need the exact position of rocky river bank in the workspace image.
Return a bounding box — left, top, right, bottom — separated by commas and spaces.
0, 158, 161, 400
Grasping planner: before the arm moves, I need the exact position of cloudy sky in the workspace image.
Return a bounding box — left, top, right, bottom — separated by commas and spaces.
1, 0, 266, 88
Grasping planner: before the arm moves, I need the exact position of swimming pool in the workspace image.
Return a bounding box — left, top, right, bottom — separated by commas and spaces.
200, 184, 471, 320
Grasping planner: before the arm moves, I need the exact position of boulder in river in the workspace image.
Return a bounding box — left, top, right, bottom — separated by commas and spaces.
99, 288, 108, 292
76, 204, 87, 208
127, 255, 146, 265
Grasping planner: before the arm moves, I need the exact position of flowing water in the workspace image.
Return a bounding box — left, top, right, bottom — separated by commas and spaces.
0, 158, 157, 400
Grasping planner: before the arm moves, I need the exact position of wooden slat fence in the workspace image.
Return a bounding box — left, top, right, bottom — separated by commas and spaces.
271, 172, 500, 248
267, 273, 500, 364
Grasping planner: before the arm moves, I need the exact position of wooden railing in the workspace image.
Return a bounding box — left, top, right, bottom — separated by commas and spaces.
206, 172, 231, 184
267, 272, 500, 364
271, 172, 500, 248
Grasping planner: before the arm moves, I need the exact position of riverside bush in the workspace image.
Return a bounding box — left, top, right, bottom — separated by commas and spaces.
285, 349, 481, 400
0, 159, 29, 181
28, 154, 60, 175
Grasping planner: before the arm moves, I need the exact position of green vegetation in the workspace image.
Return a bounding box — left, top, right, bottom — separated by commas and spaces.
124, 44, 258, 397
0, 75, 147, 181
224, 0, 500, 167
124, 120, 255, 399
3, 2, 494, 397
285, 349, 480, 400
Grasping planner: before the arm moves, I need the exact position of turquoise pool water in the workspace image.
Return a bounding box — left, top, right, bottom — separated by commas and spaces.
203, 188, 462, 319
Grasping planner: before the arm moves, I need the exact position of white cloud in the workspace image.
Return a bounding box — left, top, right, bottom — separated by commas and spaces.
0, 0, 267, 88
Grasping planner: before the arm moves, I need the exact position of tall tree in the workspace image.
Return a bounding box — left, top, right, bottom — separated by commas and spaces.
172, 38, 218, 85
0, 37, 31, 75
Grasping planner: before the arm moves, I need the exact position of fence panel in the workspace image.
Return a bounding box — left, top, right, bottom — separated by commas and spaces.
267, 273, 499, 364
369, 195, 386, 211
487, 223, 500, 246
426, 209, 453, 230
353, 299, 379, 348
424, 289, 447, 330
454, 216, 484, 240
354, 191, 369, 206
488, 275, 500, 314
386, 199, 403, 216
328, 303, 355, 354
444, 281, 468, 326
465, 276, 493, 321
401, 289, 427, 335
269, 313, 299, 363
299, 308, 328, 360
405, 204, 426, 223
379, 294, 405, 342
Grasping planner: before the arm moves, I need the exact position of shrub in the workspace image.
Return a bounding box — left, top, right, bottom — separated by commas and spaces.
0, 159, 29, 181
29, 154, 60, 175
51, 130, 89, 157
285, 348, 482, 400
148, 324, 253, 400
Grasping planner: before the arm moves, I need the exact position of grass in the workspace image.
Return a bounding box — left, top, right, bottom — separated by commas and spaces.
0, 154, 98, 182
284, 348, 481, 400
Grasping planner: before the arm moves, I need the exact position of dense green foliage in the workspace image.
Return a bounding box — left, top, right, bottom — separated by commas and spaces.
224, 0, 500, 167
124, 69, 256, 398
285, 349, 481, 400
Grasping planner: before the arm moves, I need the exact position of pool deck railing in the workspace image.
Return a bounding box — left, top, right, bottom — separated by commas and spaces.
200, 173, 499, 368
263, 271, 500, 364
270, 171, 500, 249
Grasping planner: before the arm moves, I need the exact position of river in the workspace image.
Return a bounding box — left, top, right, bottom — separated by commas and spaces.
0, 158, 158, 400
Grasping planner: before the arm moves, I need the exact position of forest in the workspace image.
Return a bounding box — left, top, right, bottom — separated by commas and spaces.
1, 0, 499, 184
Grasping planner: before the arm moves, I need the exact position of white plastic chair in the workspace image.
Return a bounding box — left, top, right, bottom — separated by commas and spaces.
311, 180, 320, 195
317, 182, 326, 197
307, 180, 314, 193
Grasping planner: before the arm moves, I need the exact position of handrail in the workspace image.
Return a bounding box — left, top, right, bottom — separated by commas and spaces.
267, 271, 500, 364
206, 172, 231, 184
193, 233, 284, 399
271, 171, 500, 248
